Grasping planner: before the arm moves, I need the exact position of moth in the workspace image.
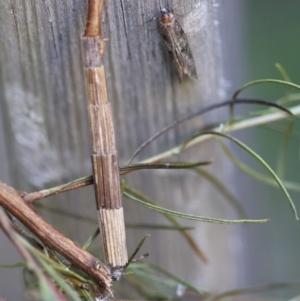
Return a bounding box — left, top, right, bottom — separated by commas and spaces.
158, 4, 198, 81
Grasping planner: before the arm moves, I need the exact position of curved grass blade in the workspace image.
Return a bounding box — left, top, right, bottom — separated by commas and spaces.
275, 63, 294, 107
123, 190, 269, 224
233, 79, 300, 99
20, 237, 83, 301
127, 98, 292, 164
26, 100, 297, 204
183, 131, 298, 219
37, 257, 83, 301
221, 141, 300, 193
134, 104, 300, 166
194, 168, 246, 219
126, 224, 194, 231
82, 227, 100, 251
24, 175, 94, 202
120, 160, 212, 175
81, 289, 95, 301
124, 185, 209, 263
0, 262, 25, 268
22, 237, 92, 284
275, 63, 292, 83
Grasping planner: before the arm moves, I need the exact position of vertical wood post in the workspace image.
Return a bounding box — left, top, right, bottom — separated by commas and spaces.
0, 0, 241, 297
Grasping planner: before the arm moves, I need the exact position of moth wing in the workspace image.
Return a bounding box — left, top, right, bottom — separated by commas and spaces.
162, 22, 185, 80
173, 19, 198, 80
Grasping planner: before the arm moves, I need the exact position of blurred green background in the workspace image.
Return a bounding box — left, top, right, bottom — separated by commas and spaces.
226, 0, 300, 300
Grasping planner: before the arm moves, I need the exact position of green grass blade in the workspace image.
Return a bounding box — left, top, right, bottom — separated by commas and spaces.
81, 289, 95, 301
82, 227, 100, 251
193, 131, 298, 219
20, 237, 83, 301
0, 262, 25, 268
37, 257, 83, 301
123, 191, 269, 224
233, 79, 300, 99
124, 185, 209, 263
275, 63, 291, 82
221, 142, 300, 193
126, 223, 194, 231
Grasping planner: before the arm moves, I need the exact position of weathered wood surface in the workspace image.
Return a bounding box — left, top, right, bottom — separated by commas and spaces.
0, 0, 241, 299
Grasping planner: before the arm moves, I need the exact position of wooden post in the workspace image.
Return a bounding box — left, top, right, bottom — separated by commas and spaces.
0, 0, 241, 298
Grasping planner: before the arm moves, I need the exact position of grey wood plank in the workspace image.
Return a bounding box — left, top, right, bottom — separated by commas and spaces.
0, 0, 240, 299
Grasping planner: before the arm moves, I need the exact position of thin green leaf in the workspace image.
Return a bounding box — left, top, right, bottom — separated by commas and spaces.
19, 237, 79, 301
0, 262, 25, 268
21, 237, 90, 284
38, 275, 65, 301
81, 289, 95, 301
123, 191, 269, 224
37, 257, 83, 301
275, 63, 291, 83
221, 141, 300, 193
124, 185, 209, 263
82, 228, 100, 251
233, 79, 300, 99
126, 223, 194, 231
251, 92, 300, 116
120, 160, 212, 175
127, 98, 292, 164
187, 131, 298, 219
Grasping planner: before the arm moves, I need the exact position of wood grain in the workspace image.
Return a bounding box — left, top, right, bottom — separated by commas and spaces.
0, 0, 240, 297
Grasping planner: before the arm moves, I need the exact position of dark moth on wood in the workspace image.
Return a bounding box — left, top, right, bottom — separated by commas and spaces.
158, 6, 198, 81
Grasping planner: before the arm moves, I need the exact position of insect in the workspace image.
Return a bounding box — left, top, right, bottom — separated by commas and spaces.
158, 3, 198, 81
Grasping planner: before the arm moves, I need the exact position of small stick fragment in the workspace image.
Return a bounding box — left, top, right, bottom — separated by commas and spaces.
84, 0, 104, 37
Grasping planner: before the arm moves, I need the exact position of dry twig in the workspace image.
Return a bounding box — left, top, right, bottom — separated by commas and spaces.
0, 181, 112, 293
